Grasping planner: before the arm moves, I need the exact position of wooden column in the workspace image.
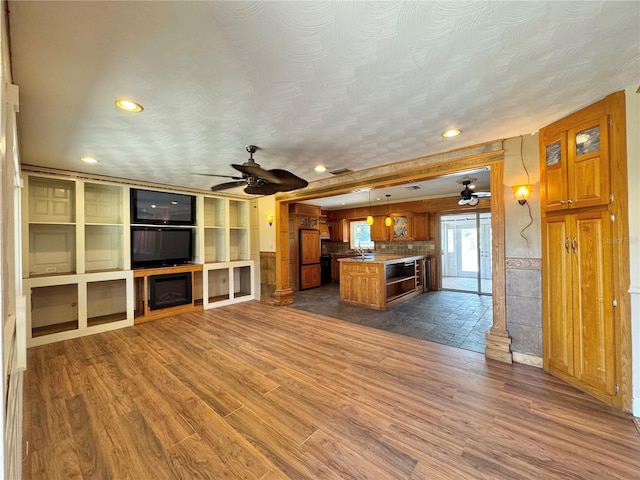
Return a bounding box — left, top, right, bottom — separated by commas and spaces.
485, 161, 512, 363
273, 199, 294, 305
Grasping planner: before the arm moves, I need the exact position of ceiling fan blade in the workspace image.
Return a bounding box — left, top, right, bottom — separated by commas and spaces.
474, 191, 491, 198
244, 183, 281, 195
194, 173, 244, 180
266, 169, 308, 190
210, 180, 247, 192
232, 163, 281, 183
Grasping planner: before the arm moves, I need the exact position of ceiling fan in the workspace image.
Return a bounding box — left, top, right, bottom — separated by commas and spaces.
198, 145, 308, 195
457, 178, 491, 206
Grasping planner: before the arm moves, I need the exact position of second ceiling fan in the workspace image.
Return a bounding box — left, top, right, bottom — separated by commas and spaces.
458, 178, 491, 206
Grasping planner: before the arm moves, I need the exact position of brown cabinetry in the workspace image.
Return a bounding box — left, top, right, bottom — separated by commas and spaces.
339, 256, 423, 310
331, 218, 349, 242
300, 264, 321, 290
539, 91, 625, 408
540, 104, 610, 212
543, 209, 615, 398
412, 213, 430, 240
370, 216, 389, 241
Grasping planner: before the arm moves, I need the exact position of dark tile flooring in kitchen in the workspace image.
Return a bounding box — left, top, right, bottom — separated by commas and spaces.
291, 283, 493, 353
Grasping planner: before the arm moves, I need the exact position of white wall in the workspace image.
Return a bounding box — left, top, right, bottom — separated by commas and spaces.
626, 87, 640, 417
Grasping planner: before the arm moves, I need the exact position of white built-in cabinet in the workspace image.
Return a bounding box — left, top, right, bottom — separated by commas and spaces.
22, 173, 255, 347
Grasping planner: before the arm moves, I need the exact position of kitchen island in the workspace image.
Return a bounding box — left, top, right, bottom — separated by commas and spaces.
339, 254, 426, 310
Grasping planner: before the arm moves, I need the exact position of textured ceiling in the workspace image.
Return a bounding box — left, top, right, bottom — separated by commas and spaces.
8, 1, 640, 206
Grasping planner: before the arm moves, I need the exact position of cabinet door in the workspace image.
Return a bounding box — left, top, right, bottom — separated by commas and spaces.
391, 213, 411, 241
300, 264, 321, 290
571, 209, 616, 395
370, 216, 389, 241
540, 132, 569, 212
331, 219, 348, 242
300, 229, 320, 264
568, 114, 610, 209
412, 213, 430, 240
543, 215, 574, 375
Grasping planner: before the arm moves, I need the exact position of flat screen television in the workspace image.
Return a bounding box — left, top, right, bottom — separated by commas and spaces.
131, 226, 194, 268
131, 188, 196, 225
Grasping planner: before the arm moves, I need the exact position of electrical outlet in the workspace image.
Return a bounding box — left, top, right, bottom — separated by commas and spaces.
45, 267, 57, 273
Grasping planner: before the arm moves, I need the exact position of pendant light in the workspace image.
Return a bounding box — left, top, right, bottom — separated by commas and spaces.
366, 189, 374, 225
385, 194, 392, 227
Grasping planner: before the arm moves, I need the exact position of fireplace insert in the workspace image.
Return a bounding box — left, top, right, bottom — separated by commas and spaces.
148, 272, 192, 310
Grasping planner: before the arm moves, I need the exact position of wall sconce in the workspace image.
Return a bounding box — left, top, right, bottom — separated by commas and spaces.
266, 213, 274, 226
511, 185, 531, 205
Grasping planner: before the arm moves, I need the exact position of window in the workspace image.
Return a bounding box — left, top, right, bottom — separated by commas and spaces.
349, 221, 374, 250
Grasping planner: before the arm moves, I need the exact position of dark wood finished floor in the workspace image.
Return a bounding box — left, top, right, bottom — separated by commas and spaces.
24, 301, 639, 479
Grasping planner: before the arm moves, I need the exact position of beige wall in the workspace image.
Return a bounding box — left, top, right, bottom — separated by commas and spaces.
503, 134, 541, 258
258, 195, 277, 252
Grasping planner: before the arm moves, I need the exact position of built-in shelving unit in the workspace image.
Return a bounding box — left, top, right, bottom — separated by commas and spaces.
22, 172, 255, 346
385, 261, 418, 303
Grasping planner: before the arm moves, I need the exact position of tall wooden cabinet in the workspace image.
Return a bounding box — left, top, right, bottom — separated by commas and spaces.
543, 209, 615, 396
540, 91, 628, 408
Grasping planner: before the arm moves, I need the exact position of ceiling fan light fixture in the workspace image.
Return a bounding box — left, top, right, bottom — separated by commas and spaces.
442, 128, 461, 138
115, 99, 144, 113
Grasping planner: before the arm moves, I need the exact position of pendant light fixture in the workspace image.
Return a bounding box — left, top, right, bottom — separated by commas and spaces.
366, 189, 374, 225
385, 194, 392, 227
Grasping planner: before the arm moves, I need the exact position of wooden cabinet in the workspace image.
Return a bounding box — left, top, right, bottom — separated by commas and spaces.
331, 218, 349, 242
412, 213, 430, 240
370, 216, 390, 241
540, 104, 610, 212
543, 209, 616, 400
300, 229, 321, 264
539, 92, 625, 407
339, 256, 423, 310
300, 264, 321, 290
391, 213, 411, 240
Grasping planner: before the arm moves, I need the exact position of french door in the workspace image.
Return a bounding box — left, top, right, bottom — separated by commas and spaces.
440, 212, 492, 294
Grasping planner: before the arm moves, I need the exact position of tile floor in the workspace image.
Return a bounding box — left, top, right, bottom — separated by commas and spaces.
291, 283, 493, 353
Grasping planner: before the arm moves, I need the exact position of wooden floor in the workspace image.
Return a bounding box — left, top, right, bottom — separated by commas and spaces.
23, 301, 640, 479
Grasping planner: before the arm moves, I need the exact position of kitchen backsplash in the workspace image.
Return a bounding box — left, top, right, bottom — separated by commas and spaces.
322, 240, 435, 256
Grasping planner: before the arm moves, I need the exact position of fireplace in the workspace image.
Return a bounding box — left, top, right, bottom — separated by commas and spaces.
149, 272, 192, 310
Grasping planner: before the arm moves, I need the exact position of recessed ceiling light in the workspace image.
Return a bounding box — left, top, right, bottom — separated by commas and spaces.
81, 156, 97, 164
442, 128, 461, 138
115, 99, 144, 113
314, 165, 327, 172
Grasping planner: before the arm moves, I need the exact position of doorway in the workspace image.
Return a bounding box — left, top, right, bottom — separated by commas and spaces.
440, 212, 492, 294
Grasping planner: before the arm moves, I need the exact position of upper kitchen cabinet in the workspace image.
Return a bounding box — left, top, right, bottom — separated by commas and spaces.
412, 213, 430, 241
370, 216, 389, 242
391, 213, 411, 241
540, 99, 611, 212
331, 218, 349, 242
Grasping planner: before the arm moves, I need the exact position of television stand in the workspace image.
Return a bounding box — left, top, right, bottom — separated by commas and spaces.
133, 264, 203, 323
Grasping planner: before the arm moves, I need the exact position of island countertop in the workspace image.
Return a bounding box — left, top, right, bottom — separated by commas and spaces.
338, 254, 426, 264
339, 254, 427, 310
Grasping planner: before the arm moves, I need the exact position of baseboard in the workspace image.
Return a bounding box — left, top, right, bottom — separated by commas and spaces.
512, 352, 543, 368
